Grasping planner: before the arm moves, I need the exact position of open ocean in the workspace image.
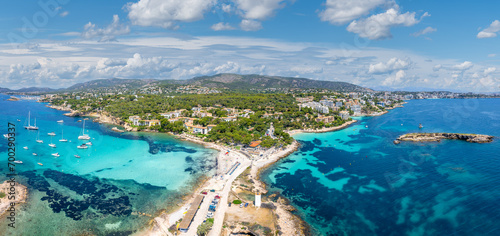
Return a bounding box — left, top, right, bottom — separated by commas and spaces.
0, 94, 217, 235
262, 99, 500, 236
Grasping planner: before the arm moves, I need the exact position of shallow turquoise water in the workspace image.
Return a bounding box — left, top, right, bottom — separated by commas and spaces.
262, 99, 500, 235
0, 94, 217, 235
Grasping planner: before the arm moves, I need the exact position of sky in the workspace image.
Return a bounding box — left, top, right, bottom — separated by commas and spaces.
0, 0, 499, 92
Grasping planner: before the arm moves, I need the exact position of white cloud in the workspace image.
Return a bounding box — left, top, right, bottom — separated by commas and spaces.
60, 11, 69, 17
412, 26, 436, 37
222, 4, 233, 13
240, 19, 263, 31
477, 20, 500, 39
319, 0, 387, 25
0, 36, 498, 92
81, 15, 130, 42
484, 67, 496, 75
126, 0, 216, 29
382, 69, 406, 86
347, 8, 429, 40
211, 22, 236, 31
233, 0, 288, 20
452, 61, 473, 71
488, 54, 496, 58
368, 57, 411, 74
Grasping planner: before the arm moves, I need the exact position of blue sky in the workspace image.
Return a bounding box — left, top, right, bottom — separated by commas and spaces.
0, 0, 498, 92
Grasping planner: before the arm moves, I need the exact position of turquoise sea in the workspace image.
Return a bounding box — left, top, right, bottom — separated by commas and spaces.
0, 94, 217, 235
262, 99, 500, 235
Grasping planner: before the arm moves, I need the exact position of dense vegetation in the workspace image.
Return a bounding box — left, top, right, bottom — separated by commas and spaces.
50, 92, 353, 148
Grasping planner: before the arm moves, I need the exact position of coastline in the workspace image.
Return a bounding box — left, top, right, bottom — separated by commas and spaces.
42, 104, 375, 235
0, 181, 28, 218
287, 119, 358, 136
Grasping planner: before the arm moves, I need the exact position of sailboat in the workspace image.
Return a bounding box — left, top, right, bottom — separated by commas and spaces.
37, 155, 43, 166
48, 132, 56, 136
78, 119, 90, 140
59, 128, 68, 142
48, 136, 56, 148
14, 160, 23, 164
33, 153, 38, 156
57, 120, 64, 123
24, 111, 39, 130
3, 134, 8, 138
23, 146, 28, 150
74, 155, 81, 158
51, 153, 60, 157
419, 123, 423, 129
77, 143, 88, 149
36, 131, 43, 143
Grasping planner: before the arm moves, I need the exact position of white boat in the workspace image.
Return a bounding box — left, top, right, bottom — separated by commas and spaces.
86, 142, 93, 146
57, 120, 64, 123
48, 132, 56, 136
23, 146, 28, 150
51, 153, 60, 157
74, 155, 81, 158
78, 120, 91, 140
24, 111, 39, 130
37, 162, 43, 166
3, 134, 9, 138
365, 125, 368, 128
32, 153, 37, 156
17, 119, 21, 122
59, 128, 68, 142
36, 131, 43, 143
77, 144, 88, 149
14, 160, 23, 164
49, 136, 56, 148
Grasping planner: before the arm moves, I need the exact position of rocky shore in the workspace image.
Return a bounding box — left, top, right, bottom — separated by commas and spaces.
395, 132, 494, 144
0, 181, 28, 218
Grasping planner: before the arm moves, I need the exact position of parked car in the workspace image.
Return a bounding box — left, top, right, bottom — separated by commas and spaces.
215, 195, 221, 199
201, 192, 207, 195
228, 202, 232, 207
210, 189, 215, 192
239, 203, 244, 208
244, 203, 249, 207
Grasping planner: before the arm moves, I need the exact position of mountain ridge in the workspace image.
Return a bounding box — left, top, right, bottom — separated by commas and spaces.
2, 74, 370, 93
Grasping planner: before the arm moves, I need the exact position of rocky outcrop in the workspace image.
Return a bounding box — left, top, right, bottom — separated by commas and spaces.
396, 133, 494, 143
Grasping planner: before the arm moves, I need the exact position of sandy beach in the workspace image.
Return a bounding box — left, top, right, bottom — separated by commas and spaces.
287, 119, 358, 135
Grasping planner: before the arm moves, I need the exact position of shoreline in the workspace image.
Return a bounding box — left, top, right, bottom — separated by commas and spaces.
42, 103, 377, 235
0, 181, 28, 218
287, 119, 358, 136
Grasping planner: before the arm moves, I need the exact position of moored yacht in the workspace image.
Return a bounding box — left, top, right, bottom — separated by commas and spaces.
24, 111, 39, 130
74, 155, 81, 158
23, 146, 28, 150
77, 144, 88, 149
52, 153, 60, 157
48, 132, 56, 136
78, 120, 91, 140
57, 120, 64, 123
59, 128, 68, 142
14, 160, 23, 164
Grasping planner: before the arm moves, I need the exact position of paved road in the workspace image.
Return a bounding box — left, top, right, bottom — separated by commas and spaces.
208, 159, 251, 236
183, 191, 217, 236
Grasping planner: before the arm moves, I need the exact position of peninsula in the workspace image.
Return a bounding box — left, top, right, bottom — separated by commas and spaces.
395, 133, 494, 144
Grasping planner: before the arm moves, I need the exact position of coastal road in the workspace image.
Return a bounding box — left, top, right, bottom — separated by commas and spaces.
208, 159, 251, 236
184, 191, 217, 236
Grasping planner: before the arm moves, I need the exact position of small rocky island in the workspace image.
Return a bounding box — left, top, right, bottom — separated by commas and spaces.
395, 133, 494, 144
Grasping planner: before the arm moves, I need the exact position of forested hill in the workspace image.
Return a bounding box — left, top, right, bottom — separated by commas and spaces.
2, 74, 370, 93
65, 78, 157, 91
182, 74, 370, 92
